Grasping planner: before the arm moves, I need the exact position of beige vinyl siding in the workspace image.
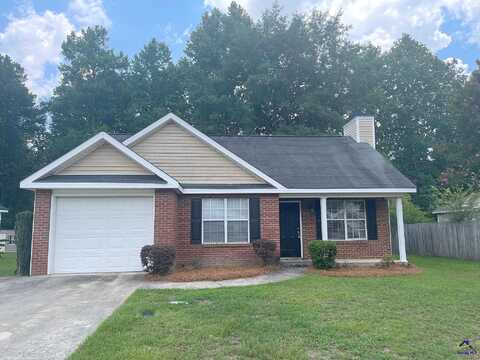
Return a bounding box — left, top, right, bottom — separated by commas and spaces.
343, 120, 357, 140
58, 143, 151, 175
132, 121, 265, 184
358, 118, 375, 147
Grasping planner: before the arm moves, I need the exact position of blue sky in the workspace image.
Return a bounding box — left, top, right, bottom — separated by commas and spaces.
0, 0, 478, 99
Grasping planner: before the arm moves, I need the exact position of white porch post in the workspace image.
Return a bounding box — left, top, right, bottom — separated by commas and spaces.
320, 197, 328, 240
396, 197, 407, 263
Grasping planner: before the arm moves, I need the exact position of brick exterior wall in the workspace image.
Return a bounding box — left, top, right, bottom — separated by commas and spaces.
31, 190, 52, 275
160, 193, 280, 266
30, 189, 389, 275
301, 198, 391, 259
154, 190, 178, 246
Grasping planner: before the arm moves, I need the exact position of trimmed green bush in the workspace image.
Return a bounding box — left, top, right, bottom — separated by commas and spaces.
308, 240, 336, 269
140, 245, 176, 275
15, 211, 33, 276
253, 240, 278, 265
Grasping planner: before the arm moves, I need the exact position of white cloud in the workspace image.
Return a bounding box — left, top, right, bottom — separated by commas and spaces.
68, 0, 111, 29
0, 7, 74, 99
161, 23, 193, 46
204, 0, 480, 51
445, 57, 470, 75
0, 0, 111, 99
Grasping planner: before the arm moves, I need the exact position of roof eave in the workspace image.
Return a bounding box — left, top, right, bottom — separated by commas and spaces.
23, 182, 180, 190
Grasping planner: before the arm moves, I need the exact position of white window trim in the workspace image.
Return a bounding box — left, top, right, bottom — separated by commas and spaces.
201, 198, 250, 245
327, 199, 368, 241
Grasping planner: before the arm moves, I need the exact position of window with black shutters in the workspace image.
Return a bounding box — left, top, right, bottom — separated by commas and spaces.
201, 198, 249, 244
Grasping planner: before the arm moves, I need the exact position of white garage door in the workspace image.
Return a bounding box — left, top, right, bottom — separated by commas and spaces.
52, 196, 154, 274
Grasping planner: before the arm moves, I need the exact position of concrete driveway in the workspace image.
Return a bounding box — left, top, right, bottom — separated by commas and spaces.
0, 274, 142, 360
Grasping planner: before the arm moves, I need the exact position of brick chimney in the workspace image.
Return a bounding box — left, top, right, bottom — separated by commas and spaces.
343, 116, 376, 148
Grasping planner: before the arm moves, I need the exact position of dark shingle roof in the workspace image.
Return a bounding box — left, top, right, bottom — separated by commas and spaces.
36, 175, 166, 184
212, 136, 416, 190
111, 134, 132, 142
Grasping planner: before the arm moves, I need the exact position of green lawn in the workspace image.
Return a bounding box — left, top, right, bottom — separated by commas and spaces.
0, 252, 16, 276
71, 257, 480, 360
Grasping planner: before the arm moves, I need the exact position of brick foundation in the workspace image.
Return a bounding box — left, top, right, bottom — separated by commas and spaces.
31, 190, 52, 275
301, 198, 391, 259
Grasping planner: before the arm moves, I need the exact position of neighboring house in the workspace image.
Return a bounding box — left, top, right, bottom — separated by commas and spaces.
20, 114, 415, 275
0, 204, 7, 226
0, 230, 16, 253
432, 195, 480, 223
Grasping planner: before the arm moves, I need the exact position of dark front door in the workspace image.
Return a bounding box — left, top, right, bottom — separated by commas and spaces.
280, 202, 301, 257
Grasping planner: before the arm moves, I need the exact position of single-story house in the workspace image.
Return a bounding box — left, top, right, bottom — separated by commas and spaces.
0, 204, 7, 226
21, 113, 415, 275
432, 194, 480, 223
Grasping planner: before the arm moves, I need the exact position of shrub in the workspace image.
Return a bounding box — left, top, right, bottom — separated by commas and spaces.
308, 240, 336, 269
140, 245, 176, 275
15, 211, 33, 276
253, 240, 278, 265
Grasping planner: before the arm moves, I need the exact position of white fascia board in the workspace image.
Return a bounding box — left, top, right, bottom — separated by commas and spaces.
182, 188, 282, 194
123, 113, 286, 190
24, 182, 180, 190
182, 187, 415, 195
0, 209, 8, 213
282, 188, 416, 194
20, 132, 180, 190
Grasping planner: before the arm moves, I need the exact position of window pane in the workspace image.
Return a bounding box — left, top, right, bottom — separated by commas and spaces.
327, 199, 345, 220
328, 220, 345, 239
347, 220, 366, 239
202, 199, 224, 220
203, 221, 225, 243
227, 198, 249, 219
227, 221, 249, 243
346, 200, 365, 219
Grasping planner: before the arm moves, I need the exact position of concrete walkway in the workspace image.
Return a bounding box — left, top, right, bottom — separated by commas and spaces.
141, 268, 305, 290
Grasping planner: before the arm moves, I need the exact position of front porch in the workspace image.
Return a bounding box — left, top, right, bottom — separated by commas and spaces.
278, 197, 407, 262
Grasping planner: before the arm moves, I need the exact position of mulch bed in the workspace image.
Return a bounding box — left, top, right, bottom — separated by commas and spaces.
145, 265, 279, 282
306, 263, 423, 277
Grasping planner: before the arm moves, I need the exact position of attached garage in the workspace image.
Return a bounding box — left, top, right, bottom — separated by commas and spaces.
49, 193, 154, 274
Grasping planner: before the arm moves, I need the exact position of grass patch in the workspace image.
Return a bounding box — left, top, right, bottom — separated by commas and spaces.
71, 256, 480, 360
0, 252, 16, 276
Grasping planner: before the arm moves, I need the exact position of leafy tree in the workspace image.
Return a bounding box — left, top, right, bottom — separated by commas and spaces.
433, 186, 480, 223
47, 26, 131, 159
390, 195, 433, 224
372, 35, 463, 209
182, 3, 259, 134
127, 39, 186, 131
0, 55, 41, 228
437, 60, 480, 188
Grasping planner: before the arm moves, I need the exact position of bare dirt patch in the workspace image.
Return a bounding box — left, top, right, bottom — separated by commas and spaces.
306, 264, 422, 277
145, 265, 279, 282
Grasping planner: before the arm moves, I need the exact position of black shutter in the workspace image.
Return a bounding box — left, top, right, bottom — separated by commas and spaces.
366, 199, 378, 240
191, 198, 202, 244
315, 199, 322, 240
249, 197, 260, 242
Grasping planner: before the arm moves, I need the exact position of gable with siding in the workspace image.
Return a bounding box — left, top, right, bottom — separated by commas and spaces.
358, 118, 375, 146
131, 121, 266, 185
57, 143, 151, 176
